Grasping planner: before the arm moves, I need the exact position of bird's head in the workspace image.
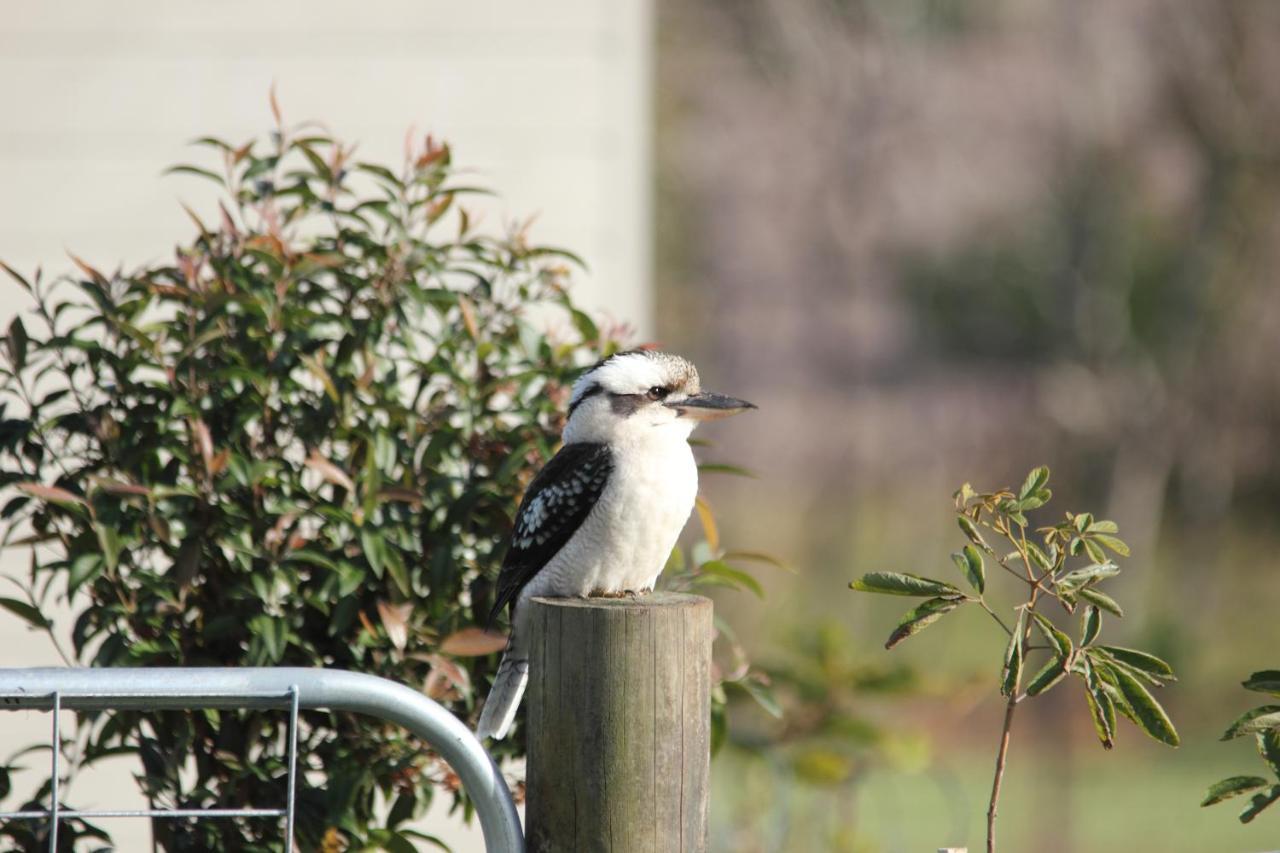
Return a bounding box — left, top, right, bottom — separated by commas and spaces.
562, 350, 755, 445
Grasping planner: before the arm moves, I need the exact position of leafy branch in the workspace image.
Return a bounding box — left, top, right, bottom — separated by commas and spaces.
1203, 670, 1280, 823
850, 466, 1179, 853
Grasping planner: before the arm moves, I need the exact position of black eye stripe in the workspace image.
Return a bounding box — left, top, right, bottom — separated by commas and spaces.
567, 383, 603, 418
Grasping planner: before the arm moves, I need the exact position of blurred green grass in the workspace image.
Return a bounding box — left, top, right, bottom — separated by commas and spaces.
712, 738, 1280, 852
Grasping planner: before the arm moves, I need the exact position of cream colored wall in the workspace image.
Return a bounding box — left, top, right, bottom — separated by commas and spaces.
0, 2, 650, 848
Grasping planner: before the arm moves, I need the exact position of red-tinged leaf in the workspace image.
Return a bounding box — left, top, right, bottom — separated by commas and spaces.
16, 482, 85, 506
67, 253, 108, 285
376, 600, 412, 651
439, 627, 508, 657
695, 496, 719, 552
192, 419, 214, 468
419, 653, 471, 700
306, 451, 355, 493
457, 294, 479, 340
0, 260, 32, 292
269, 82, 283, 127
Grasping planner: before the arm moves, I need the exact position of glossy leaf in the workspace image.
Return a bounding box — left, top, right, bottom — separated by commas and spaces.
1111, 666, 1180, 746
1244, 671, 1280, 696
1201, 776, 1270, 807
1078, 587, 1124, 617
1032, 612, 1072, 659
1239, 786, 1280, 824
850, 572, 961, 598
1025, 657, 1067, 697
1001, 608, 1026, 697
1097, 646, 1176, 682
1080, 605, 1100, 647
884, 597, 963, 650
1221, 706, 1280, 741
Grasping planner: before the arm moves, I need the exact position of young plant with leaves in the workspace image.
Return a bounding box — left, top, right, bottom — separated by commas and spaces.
0, 104, 767, 851
1202, 670, 1280, 824
849, 466, 1179, 853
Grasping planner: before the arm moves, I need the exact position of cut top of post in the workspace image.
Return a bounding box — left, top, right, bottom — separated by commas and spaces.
529, 591, 710, 612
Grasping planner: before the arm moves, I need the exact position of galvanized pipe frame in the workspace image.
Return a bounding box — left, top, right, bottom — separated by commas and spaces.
0, 667, 524, 852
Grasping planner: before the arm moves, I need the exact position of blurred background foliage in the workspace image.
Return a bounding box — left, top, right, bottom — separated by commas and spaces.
658, 0, 1280, 849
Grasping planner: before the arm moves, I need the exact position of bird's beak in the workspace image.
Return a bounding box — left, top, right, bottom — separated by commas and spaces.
666, 392, 757, 421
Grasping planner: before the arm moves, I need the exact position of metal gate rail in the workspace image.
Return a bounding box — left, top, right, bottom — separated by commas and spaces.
0, 667, 524, 852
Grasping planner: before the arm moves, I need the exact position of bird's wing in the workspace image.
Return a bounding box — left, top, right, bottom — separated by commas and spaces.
489, 442, 614, 622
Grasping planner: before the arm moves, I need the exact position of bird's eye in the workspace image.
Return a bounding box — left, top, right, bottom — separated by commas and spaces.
647, 386, 669, 401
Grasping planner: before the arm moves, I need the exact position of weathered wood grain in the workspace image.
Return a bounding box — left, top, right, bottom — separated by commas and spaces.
525, 592, 713, 853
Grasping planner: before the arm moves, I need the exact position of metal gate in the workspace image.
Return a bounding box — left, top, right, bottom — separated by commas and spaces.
0, 667, 524, 852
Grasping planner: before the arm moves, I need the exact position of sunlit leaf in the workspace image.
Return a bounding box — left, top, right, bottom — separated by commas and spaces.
1221, 706, 1280, 741
1201, 776, 1270, 807
439, 627, 508, 657
850, 572, 961, 597
1239, 786, 1280, 824
1111, 666, 1179, 747
885, 597, 963, 650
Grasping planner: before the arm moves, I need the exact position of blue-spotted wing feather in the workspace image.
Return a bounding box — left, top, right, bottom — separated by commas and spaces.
489, 442, 614, 622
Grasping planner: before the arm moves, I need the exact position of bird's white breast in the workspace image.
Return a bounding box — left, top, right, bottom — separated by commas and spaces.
520, 431, 698, 603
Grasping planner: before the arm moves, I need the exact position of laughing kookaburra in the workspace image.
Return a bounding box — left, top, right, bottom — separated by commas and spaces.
475, 350, 755, 740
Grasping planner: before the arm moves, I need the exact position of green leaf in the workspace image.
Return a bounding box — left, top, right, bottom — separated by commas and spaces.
697, 462, 758, 478
1078, 587, 1124, 617
0, 597, 49, 629
1258, 729, 1280, 777
1084, 677, 1115, 749
1086, 519, 1119, 534
164, 164, 226, 185
1244, 671, 1280, 696
361, 528, 386, 578
1032, 612, 1072, 659
67, 553, 104, 599
957, 515, 990, 552
1026, 540, 1052, 571
95, 523, 122, 573
1090, 533, 1130, 557
1221, 706, 1280, 740
1097, 646, 1176, 682
1019, 466, 1050, 500
850, 572, 961, 598
1080, 605, 1100, 647
959, 545, 984, 594
1239, 785, 1280, 824
1001, 609, 1026, 697
884, 597, 963, 650
699, 560, 764, 598
1025, 657, 1067, 697
1201, 776, 1270, 807
736, 676, 783, 719
1111, 666, 1179, 747
723, 550, 795, 574
1055, 562, 1120, 593
6, 317, 28, 371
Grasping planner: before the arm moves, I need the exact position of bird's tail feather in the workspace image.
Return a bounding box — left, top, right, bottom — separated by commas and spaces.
476, 652, 529, 740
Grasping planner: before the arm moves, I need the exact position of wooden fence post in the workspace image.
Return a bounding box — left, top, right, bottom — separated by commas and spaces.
525, 592, 713, 853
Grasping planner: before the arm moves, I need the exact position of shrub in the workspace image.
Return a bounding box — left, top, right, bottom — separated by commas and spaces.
0, 111, 763, 850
